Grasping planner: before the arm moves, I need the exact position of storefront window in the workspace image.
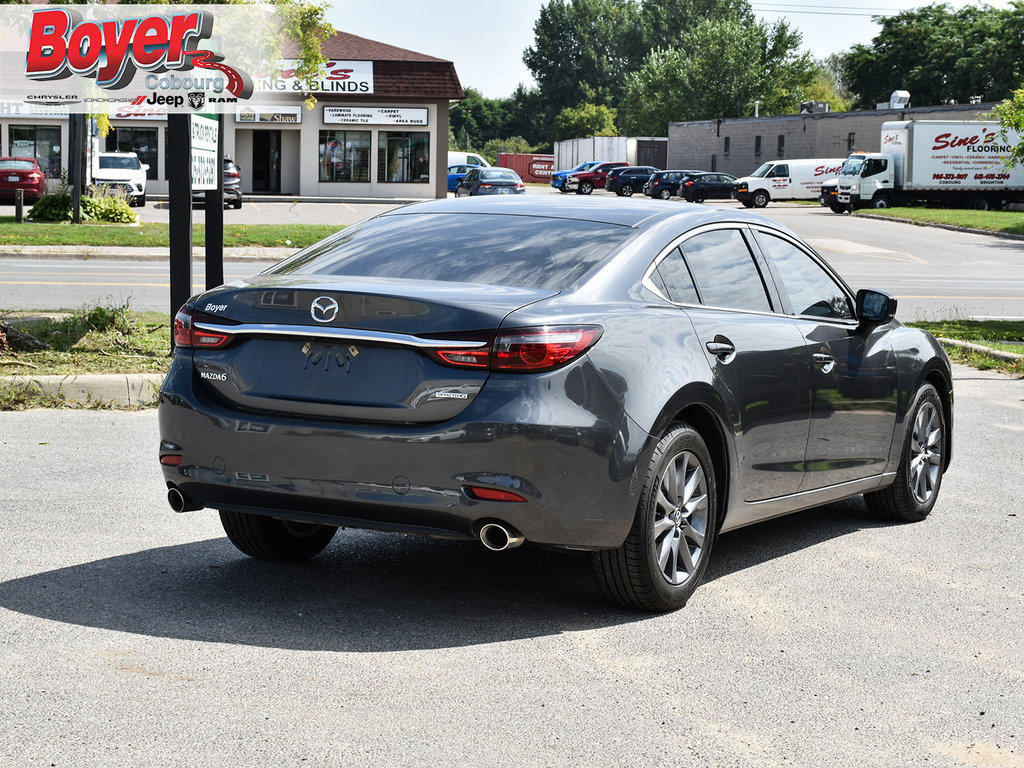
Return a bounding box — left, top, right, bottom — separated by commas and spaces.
9, 125, 61, 177
319, 130, 370, 182
106, 127, 158, 180
377, 131, 429, 183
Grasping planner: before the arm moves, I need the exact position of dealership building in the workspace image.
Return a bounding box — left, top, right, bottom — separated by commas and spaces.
0, 30, 464, 200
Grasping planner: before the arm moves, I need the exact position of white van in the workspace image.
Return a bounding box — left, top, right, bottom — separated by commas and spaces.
447, 151, 490, 167
733, 158, 846, 207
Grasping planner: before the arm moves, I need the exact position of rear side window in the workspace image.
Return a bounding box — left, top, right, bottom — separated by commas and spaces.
269, 213, 633, 290
681, 229, 772, 312
654, 248, 699, 304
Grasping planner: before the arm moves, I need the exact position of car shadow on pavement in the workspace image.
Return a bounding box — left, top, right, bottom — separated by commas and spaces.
0, 497, 886, 652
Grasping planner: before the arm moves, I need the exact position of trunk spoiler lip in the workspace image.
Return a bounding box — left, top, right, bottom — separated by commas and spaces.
191, 321, 488, 349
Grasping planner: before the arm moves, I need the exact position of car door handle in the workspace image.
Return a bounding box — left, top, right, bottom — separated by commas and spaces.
706, 340, 735, 358
812, 352, 835, 373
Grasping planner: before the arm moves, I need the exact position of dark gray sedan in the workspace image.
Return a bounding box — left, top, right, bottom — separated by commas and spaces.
159, 197, 952, 611
454, 167, 525, 196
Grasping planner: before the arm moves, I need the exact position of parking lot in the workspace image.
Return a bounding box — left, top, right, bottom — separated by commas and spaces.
1, 363, 1021, 766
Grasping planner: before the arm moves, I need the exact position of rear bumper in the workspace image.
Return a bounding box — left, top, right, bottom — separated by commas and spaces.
158, 355, 648, 550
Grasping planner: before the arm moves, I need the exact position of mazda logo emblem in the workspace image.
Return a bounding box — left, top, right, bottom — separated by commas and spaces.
310, 296, 339, 323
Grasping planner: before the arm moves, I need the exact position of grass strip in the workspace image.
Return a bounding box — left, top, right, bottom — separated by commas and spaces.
859, 207, 1024, 236
907, 319, 1024, 376
0, 218, 340, 248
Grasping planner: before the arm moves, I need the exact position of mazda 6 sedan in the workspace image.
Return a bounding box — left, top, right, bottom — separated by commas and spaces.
159, 196, 953, 612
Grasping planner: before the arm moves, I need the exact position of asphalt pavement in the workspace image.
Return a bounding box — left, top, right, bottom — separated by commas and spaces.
0, 363, 1021, 766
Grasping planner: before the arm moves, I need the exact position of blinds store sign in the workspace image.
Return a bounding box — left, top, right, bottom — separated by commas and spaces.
324, 107, 427, 126
256, 60, 373, 94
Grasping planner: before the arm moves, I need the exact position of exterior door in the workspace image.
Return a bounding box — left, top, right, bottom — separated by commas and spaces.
252, 130, 281, 193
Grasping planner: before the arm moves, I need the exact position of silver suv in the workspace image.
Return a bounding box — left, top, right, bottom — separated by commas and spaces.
93, 152, 148, 207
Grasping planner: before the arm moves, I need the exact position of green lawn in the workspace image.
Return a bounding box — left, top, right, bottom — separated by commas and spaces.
859, 207, 1024, 236
0, 218, 340, 248
907, 319, 1024, 375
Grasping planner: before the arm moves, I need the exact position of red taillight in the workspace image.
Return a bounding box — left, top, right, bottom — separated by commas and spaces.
173, 306, 194, 348
465, 486, 527, 502
27, 172, 42, 181
653, 180, 660, 186
430, 326, 602, 373
225, 170, 240, 178
479, 184, 493, 189
684, 180, 694, 187
173, 306, 231, 349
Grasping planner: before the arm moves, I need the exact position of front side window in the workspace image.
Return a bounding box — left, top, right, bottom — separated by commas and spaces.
681, 229, 772, 312
320, 130, 371, 182
378, 131, 429, 183
756, 232, 853, 319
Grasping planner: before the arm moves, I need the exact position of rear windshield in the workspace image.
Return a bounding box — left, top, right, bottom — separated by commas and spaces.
268, 212, 633, 290
480, 169, 518, 181
98, 156, 139, 170
0, 160, 35, 170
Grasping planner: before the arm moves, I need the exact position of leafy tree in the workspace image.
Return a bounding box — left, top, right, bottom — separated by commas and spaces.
481, 136, 532, 166
994, 89, 1024, 167
553, 103, 617, 141
618, 16, 813, 134
449, 88, 510, 152
842, 3, 1024, 109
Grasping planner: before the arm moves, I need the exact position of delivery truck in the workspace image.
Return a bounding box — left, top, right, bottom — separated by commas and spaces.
835, 120, 1024, 211
732, 158, 846, 207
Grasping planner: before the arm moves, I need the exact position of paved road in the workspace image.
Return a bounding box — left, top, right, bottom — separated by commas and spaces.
1, 197, 1022, 319
0, 363, 1021, 766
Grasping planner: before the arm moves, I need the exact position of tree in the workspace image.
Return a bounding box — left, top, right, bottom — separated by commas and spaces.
553, 103, 617, 141
994, 89, 1024, 167
618, 15, 813, 134
842, 3, 1024, 109
481, 136, 532, 166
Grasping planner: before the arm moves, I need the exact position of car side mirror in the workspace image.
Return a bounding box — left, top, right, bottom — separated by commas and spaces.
856, 289, 897, 327
141, 164, 150, 172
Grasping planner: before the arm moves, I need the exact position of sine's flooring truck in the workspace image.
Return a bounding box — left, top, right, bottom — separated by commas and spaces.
836, 120, 1024, 211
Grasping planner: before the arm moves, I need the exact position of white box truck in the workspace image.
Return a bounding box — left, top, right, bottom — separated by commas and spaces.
733, 158, 847, 207
835, 120, 1024, 211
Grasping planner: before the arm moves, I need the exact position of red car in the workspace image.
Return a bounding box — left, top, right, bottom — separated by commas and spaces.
563, 161, 628, 195
0, 157, 46, 202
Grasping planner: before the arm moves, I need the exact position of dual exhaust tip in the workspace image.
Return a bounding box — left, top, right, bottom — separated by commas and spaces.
479, 521, 525, 551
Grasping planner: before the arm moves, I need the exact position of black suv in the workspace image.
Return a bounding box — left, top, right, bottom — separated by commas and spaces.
679, 172, 737, 203
605, 166, 659, 197
644, 169, 700, 199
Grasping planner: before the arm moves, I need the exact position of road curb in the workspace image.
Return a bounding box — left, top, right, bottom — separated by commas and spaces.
936, 337, 1024, 362
0, 372, 164, 407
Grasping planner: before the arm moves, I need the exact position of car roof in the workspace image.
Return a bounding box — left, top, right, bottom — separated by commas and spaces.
380, 194, 783, 231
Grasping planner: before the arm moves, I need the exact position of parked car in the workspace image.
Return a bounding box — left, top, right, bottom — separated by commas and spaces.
447, 164, 475, 193
644, 169, 700, 199
606, 166, 659, 197
192, 157, 243, 209
454, 167, 525, 196
160, 195, 953, 613
550, 161, 598, 192
0, 157, 45, 202
563, 161, 628, 194
92, 152, 148, 206
679, 172, 738, 203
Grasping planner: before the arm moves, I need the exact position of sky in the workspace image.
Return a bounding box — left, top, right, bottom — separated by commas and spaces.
325, 0, 1015, 99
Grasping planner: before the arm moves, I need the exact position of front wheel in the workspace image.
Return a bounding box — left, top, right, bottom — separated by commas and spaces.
219, 510, 338, 560
872, 192, 893, 209
751, 190, 769, 208
578, 180, 594, 195
830, 204, 848, 214
864, 383, 945, 522
592, 422, 717, 611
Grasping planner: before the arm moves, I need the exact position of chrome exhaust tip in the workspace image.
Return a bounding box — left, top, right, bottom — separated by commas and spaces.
166, 486, 196, 513
479, 522, 525, 551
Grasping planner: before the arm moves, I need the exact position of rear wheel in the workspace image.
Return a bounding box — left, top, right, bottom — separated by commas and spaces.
592, 422, 717, 611
658, 188, 672, 200
692, 193, 706, 204
864, 383, 945, 522
751, 190, 769, 208
968, 195, 991, 211
219, 510, 337, 560
620, 183, 634, 197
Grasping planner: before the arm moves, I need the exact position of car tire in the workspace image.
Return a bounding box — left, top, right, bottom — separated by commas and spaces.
864, 383, 945, 522
578, 181, 594, 195
830, 204, 848, 214
872, 192, 893, 209
621, 184, 634, 197
692, 194, 706, 204
233, 197, 243, 210
592, 422, 717, 611
658, 188, 671, 200
559, 183, 572, 194
219, 510, 337, 560
751, 190, 769, 208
